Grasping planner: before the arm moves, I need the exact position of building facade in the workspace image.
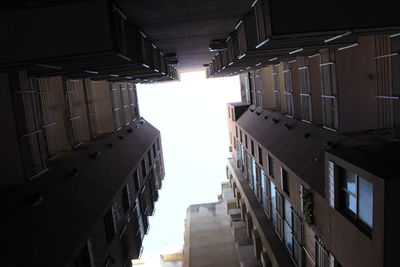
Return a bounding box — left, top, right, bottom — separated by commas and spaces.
0, 1, 171, 265
183, 183, 263, 267
0, 70, 165, 267
224, 38, 400, 266
204, 2, 400, 266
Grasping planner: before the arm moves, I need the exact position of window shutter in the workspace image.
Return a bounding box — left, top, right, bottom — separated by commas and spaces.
328, 161, 335, 208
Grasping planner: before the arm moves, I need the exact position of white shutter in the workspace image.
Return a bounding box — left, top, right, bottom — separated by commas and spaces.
328, 161, 335, 208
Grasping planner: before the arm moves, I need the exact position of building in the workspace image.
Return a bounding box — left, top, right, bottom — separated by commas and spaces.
0, 70, 165, 267
0, 1, 170, 265
223, 35, 400, 267
207, 2, 400, 267
183, 183, 262, 267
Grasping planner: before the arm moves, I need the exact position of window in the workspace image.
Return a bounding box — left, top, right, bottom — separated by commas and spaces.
271, 181, 277, 228
257, 146, 263, 166
104, 207, 116, 243
148, 151, 152, 167
156, 137, 160, 151
299, 57, 312, 122
273, 65, 281, 110
283, 62, 294, 116
152, 143, 157, 159
245, 134, 248, 149
133, 169, 140, 193
341, 169, 373, 229
261, 171, 271, 217
12, 74, 50, 180
141, 159, 147, 177
320, 49, 338, 130
268, 154, 274, 178
240, 129, 243, 142
275, 190, 283, 238
315, 240, 333, 267
271, 182, 283, 238
281, 167, 289, 195
292, 211, 303, 266
235, 126, 238, 138
284, 199, 293, 252
250, 139, 255, 156
328, 161, 335, 208
121, 184, 130, 213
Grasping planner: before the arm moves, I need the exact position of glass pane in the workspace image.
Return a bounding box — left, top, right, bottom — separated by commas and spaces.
271, 182, 276, 227
359, 178, 373, 228
345, 193, 357, 214
344, 170, 357, 194
284, 198, 292, 227
293, 240, 301, 264
284, 221, 293, 253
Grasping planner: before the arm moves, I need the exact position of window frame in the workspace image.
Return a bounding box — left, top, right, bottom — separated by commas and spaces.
339, 167, 374, 232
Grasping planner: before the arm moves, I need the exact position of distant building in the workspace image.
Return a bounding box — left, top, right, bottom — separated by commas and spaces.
183, 183, 262, 267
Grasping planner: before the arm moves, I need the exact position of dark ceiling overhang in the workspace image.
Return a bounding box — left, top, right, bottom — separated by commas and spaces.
115, 0, 252, 72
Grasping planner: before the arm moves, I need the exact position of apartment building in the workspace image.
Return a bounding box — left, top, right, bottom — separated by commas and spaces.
0, 70, 165, 267
216, 2, 400, 267
0, 1, 172, 266
183, 183, 262, 267
223, 35, 400, 267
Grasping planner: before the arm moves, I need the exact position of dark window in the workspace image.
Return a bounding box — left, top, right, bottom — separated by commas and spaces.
257, 146, 263, 165
104, 207, 116, 243
268, 154, 274, 178
281, 167, 289, 195
245, 134, 248, 149
340, 169, 373, 229
250, 139, 255, 156
148, 151, 152, 167
239, 129, 243, 142
235, 126, 238, 138
121, 184, 130, 212
274, 190, 283, 237
141, 159, 147, 177
156, 137, 160, 151
133, 169, 140, 193
152, 143, 157, 159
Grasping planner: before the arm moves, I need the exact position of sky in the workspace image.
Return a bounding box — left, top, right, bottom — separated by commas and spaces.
135, 71, 240, 265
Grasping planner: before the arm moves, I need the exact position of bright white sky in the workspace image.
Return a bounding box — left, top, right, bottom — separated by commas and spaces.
135, 71, 240, 265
